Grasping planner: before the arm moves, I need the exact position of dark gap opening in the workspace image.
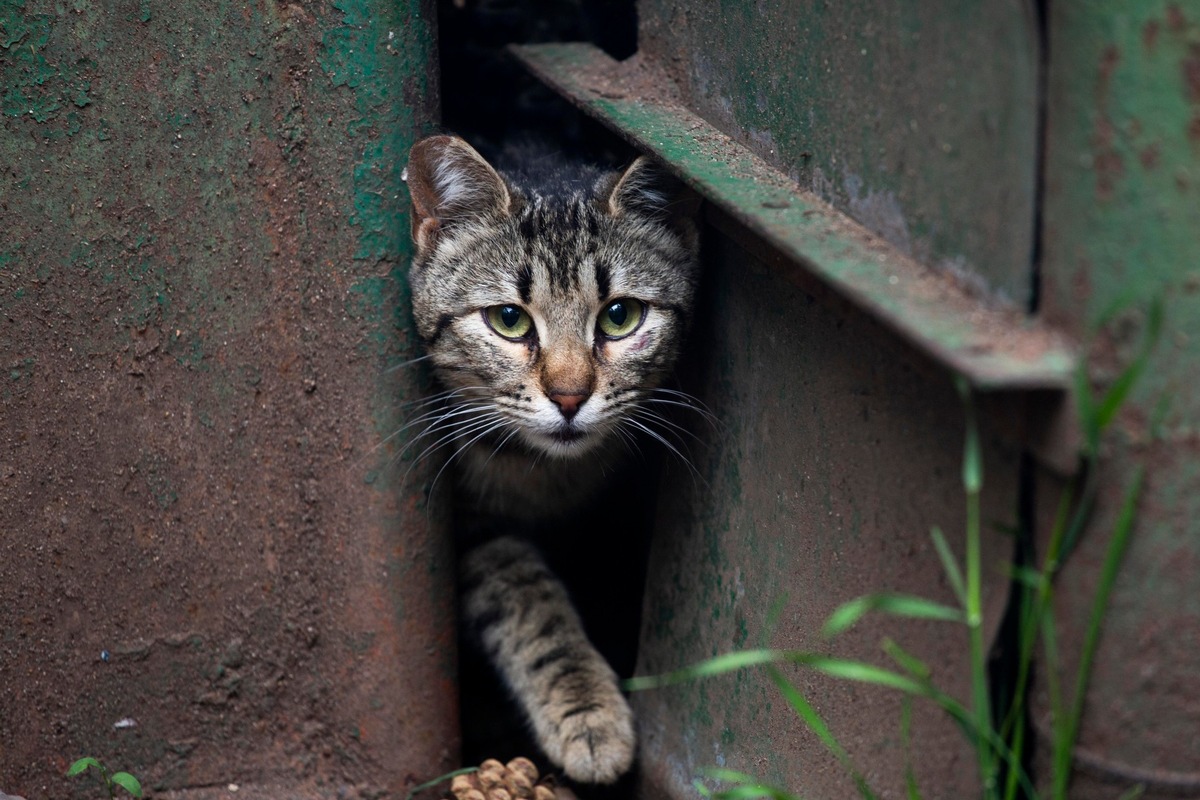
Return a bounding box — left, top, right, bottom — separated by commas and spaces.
1028, 0, 1050, 316
438, 0, 637, 158
435, 1, 645, 789
989, 1, 1052, 795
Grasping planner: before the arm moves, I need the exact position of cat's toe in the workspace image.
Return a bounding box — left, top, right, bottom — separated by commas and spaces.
553, 699, 635, 784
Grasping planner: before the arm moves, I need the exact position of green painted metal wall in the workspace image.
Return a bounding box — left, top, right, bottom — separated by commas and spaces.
1039, 2, 1200, 796
634, 232, 1017, 799
0, 1, 452, 796
638, 0, 1040, 305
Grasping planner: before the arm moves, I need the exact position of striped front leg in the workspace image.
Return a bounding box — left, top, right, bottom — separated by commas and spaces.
461, 536, 635, 784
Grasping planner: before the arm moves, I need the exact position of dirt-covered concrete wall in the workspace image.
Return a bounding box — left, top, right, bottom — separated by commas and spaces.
0, 1, 454, 796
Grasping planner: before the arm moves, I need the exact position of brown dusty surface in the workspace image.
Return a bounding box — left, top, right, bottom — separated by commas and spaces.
0, 2, 455, 799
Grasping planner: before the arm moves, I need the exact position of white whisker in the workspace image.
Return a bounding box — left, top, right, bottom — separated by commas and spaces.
625, 418, 705, 486
383, 352, 436, 373
631, 406, 706, 445
429, 418, 514, 496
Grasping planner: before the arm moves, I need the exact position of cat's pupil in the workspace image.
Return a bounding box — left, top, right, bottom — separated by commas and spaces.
501, 305, 522, 328
607, 302, 627, 327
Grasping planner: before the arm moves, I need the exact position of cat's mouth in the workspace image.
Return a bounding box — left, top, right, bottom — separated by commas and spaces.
550, 427, 585, 444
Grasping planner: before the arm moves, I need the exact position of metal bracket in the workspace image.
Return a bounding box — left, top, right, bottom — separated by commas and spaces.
512, 42, 1077, 394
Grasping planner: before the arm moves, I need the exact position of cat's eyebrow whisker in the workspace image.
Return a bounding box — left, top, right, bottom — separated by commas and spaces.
383, 352, 436, 373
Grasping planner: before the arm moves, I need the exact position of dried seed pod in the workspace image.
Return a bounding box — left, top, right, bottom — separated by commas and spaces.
448, 757, 560, 800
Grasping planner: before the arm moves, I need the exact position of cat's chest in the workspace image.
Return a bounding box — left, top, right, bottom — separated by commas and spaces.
456, 439, 623, 521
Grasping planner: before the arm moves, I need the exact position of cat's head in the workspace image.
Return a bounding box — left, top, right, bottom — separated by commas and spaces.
404, 135, 700, 460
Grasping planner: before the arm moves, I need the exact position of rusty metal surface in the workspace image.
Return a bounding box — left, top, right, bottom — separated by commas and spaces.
0, 1, 453, 797
631, 230, 1017, 799
1036, 2, 1200, 796
512, 43, 1075, 392
636, 0, 1041, 305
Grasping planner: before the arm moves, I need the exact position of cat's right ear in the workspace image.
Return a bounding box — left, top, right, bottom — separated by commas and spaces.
404, 135, 511, 254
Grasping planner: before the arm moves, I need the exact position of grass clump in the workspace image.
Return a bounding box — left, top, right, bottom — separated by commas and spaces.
627, 300, 1162, 800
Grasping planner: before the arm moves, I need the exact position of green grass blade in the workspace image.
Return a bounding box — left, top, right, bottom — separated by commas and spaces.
699, 770, 806, 800
823, 593, 962, 638
1054, 469, 1144, 800
1042, 609, 1067, 795
1116, 785, 1145, 800
922, 685, 1038, 800
766, 668, 878, 800
110, 773, 143, 798
956, 377, 983, 493
711, 784, 801, 800
703, 769, 770, 785
794, 655, 926, 694
1003, 563, 1044, 588
67, 757, 102, 777
900, 697, 922, 800
957, 378, 996, 796
761, 594, 789, 646
627, 650, 923, 695
1075, 362, 1100, 453
930, 526, 966, 606
625, 649, 782, 690
882, 638, 932, 681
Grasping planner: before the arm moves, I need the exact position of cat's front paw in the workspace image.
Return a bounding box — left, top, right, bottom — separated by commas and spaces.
545, 691, 635, 784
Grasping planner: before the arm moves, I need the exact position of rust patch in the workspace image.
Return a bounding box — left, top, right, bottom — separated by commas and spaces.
1185, 45, 1200, 104
1093, 120, 1124, 200
1167, 3, 1186, 33
1143, 19, 1160, 51
1140, 142, 1162, 169
1093, 47, 1123, 201
1098, 44, 1121, 92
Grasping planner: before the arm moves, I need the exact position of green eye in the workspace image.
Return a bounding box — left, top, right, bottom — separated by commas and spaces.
485, 304, 533, 339
597, 298, 646, 339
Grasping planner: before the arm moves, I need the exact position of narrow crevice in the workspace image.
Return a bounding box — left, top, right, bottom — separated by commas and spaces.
989, 449, 1040, 797
1028, 0, 1051, 316
989, 2, 1054, 794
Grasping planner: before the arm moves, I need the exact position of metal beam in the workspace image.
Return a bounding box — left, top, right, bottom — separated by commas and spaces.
513, 42, 1076, 392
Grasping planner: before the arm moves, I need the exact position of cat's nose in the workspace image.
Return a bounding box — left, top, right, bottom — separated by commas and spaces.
549, 390, 590, 421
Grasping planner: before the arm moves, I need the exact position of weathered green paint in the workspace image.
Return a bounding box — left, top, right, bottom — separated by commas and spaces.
633, 230, 1017, 799
515, 43, 1075, 391
637, 0, 1040, 304
1038, 2, 1200, 795
0, 1, 452, 796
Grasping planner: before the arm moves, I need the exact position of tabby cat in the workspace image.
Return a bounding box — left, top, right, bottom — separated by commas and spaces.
404, 135, 700, 784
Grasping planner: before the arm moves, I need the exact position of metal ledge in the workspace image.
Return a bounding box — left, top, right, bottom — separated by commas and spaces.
512, 42, 1077, 392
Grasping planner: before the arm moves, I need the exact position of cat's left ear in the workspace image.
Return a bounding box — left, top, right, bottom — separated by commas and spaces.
603, 157, 701, 221
602, 157, 701, 247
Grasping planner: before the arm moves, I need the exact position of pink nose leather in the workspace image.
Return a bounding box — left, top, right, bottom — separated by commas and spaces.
549, 391, 590, 421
